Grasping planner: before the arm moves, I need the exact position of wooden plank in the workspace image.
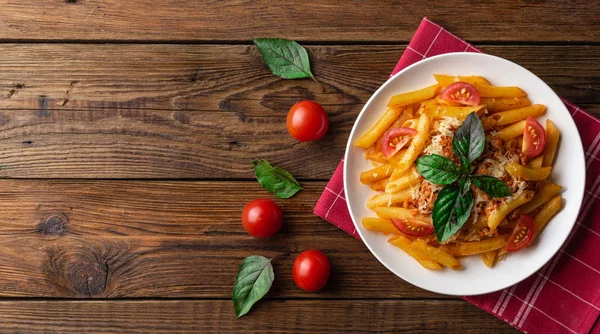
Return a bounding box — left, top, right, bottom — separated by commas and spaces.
0, 300, 518, 333
0, 0, 595, 43
0, 180, 453, 299
0, 44, 597, 179
0, 44, 597, 110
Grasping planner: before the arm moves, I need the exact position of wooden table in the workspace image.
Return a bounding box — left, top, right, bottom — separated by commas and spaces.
0, 1, 597, 332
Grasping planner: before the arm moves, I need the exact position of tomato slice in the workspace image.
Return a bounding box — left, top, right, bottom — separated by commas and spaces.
439, 82, 480, 106
522, 117, 546, 157
391, 218, 434, 237
505, 214, 535, 252
381, 127, 417, 159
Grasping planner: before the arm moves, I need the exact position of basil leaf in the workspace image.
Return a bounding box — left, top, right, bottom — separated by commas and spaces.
452, 112, 485, 165
253, 38, 321, 87
252, 159, 302, 198
471, 175, 512, 198
233, 255, 274, 318
432, 185, 474, 243
415, 154, 462, 185
459, 177, 472, 195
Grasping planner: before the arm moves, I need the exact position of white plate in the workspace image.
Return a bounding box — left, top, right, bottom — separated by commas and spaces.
344, 52, 586, 296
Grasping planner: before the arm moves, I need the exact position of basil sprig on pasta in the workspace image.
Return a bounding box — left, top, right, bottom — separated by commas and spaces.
415, 112, 511, 242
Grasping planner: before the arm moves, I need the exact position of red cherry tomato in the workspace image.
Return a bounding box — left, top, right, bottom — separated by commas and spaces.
241, 199, 283, 238
286, 100, 329, 142
522, 117, 547, 157
381, 127, 418, 159
439, 82, 481, 106
292, 250, 330, 292
391, 218, 434, 237
506, 214, 535, 252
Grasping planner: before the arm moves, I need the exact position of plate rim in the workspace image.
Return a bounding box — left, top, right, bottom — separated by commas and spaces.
343, 52, 586, 296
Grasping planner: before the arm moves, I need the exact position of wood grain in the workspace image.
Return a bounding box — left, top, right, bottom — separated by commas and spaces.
0, 44, 597, 110
0, 44, 596, 179
0, 0, 596, 43
0, 180, 449, 299
0, 300, 518, 333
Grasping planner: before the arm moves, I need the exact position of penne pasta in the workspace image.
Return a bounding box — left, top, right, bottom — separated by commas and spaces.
362, 217, 401, 235
366, 188, 412, 209
520, 183, 562, 214
455, 237, 506, 256
491, 120, 526, 141
366, 151, 388, 164
527, 156, 544, 168
433, 74, 490, 87
387, 84, 440, 108
389, 112, 431, 180
481, 97, 532, 112
488, 191, 535, 231
388, 236, 442, 270
542, 119, 559, 167
533, 195, 562, 237
411, 240, 462, 270
481, 250, 499, 268
505, 163, 552, 181
360, 162, 397, 184
385, 168, 421, 193
474, 83, 527, 98
490, 104, 546, 126
355, 107, 404, 148
422, 104, 485, 119
373, 206, 431, 223
370, 177, 390, 192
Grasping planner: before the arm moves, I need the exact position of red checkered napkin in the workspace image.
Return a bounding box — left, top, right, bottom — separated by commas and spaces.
314, 17, 600, 334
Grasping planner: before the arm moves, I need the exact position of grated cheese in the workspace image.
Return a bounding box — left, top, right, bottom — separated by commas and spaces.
423, 117, 462, 155
507, 179, 528, 204
482, 155, 509, 179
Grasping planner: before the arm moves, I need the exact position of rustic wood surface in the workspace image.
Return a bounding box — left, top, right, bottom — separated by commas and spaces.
0, 1, 598, 332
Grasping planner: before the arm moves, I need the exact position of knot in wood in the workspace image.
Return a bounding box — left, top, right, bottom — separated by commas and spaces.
38, 213, 68, 236
65, 255, 108, 297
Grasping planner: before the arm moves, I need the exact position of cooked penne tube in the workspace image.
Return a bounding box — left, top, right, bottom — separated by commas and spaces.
505, 163, 552, 181
389, 112, 431, 180
387, 84, 440, 108
488, 190, 534, 231
366, 151, 388, 164
373, 207, 431, 223
433, 74, 491, 87
355, 107, 404, 148
474, 83, 527, 98
542, 119, 559, 167
527, 156, 543, 168
411, 240, 462, 270
491, 104, 546, 126
481, 250, 499, 268
420, 97, 440, 108
385, 168, 421, 193
533, 195, 562, 237
360, 162, 396, 184
388, 236, 442, 270
520, 183, 563, 213
367, 149, 406, 164
370, 177, 390, 192
455, 237, 506, 256
362, 217, 401, 235
366, 188, 412, 209
492, 120, 526, 141
422, 104, 485, 119
480, 97, 532, 112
